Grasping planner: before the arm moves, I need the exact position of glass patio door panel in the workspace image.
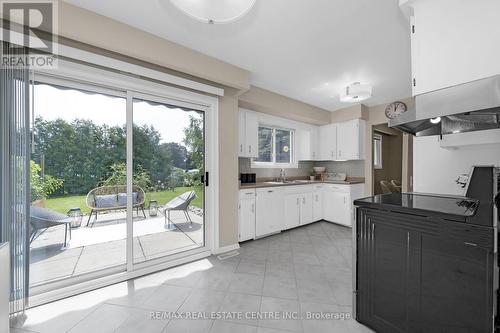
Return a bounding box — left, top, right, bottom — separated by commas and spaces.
131, 94, 206, 265
29, 81, 127, 288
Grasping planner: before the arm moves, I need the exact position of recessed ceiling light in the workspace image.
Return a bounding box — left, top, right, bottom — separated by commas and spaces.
170, 0, 257, 24
340, 82, 372, 103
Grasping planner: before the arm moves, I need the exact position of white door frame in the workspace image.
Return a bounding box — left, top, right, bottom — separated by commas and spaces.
28, 59, 219, 307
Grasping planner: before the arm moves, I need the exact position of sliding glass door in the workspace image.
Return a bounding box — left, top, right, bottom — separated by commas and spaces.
132, 95, 206, 264
29, 81, 127, 287
27, 69, 213, 298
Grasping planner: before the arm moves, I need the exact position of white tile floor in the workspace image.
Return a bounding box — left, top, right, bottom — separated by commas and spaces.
13, 221, 373, 333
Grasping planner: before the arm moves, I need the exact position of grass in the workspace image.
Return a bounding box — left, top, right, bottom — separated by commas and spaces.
44, 186, 204, 215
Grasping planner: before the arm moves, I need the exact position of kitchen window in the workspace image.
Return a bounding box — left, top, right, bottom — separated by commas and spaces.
373, 133, 383, 169
253, 126, 294, 167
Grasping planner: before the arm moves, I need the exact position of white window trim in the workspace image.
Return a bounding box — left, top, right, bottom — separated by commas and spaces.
252, 125, 297, 168
373, 133, 383, 170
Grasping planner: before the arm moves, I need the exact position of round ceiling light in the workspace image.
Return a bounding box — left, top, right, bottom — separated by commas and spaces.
340, 82, 372, 103
170, 0, 257, 24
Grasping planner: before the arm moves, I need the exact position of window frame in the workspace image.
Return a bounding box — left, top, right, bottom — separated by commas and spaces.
373, 133, 383, 170
252, 124, 296, 168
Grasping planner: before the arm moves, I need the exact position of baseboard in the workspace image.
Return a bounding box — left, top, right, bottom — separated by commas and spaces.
212, 243, 240, 255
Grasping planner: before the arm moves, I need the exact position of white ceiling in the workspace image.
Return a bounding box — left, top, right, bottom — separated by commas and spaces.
64, 0, 412, 112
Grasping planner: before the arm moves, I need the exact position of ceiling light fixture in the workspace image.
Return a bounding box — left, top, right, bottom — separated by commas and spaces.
340, 82, 372, 103
169, 0, 257, 24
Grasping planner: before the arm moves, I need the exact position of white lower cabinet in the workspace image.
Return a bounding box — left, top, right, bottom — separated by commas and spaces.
239, 183, 364, 241
284, 194, 301, 230
255, 187, 285, 237
299, 192, 314, 225
312, 184, 324, 222
238, 189, 256, 242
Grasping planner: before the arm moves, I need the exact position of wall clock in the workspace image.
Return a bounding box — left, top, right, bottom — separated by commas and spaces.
385, 101, 407, 119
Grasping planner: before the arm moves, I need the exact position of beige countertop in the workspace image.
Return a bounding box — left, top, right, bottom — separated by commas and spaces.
239, 177, 365, 189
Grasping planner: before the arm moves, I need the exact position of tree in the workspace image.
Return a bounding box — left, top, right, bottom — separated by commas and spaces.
30, 160, 64, 201
162, 142, 187, 169
183, 114, 204, 171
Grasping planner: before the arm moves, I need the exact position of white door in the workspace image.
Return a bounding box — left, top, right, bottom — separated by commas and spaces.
284, 194, 300, 229
337, 120, 358, 160
312, 189, 323, 221
300, 193, 314, 225
238, 197, 255, 242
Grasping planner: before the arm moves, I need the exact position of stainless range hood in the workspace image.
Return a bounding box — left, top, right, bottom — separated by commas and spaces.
389, 75, 500, 136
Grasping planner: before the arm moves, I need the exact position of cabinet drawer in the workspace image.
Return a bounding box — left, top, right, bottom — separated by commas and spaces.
239, 189, 256, 199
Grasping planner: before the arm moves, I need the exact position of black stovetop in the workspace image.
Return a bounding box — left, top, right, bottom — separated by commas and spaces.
353, 193, 490, 225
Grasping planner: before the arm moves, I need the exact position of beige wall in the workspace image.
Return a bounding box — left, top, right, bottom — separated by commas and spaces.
239, 86, 331, 125
218, 89, 240, 247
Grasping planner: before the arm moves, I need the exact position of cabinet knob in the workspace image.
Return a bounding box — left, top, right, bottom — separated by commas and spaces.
249, 146, 252, 153
240, 144, 243, 152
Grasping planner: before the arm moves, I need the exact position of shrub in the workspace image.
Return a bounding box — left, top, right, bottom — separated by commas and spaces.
30, 161, 64, 201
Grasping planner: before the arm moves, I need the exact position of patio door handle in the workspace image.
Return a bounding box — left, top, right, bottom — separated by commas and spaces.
204, 172, 209, 187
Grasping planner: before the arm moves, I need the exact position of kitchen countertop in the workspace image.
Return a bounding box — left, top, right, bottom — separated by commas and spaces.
240, 177, 365, 189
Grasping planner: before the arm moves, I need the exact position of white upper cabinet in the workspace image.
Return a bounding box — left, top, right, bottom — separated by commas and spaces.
297, 126, 319, 161
238, 109, 258, 158
408, 0, 500, 95
337, 119, 366, 160
319, 123, 337, 161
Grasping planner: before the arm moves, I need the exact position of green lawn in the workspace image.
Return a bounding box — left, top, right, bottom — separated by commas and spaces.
44, 186, 204, 215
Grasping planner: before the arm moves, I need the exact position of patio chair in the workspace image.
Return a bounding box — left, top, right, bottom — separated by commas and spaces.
29, 206, 72, 247
163, 191, 197, 229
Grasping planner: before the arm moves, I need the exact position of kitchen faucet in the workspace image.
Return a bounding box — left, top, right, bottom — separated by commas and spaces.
279, 168, 287, 182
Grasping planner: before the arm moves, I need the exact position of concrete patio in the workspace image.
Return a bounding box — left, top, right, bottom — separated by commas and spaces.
29, 209, 204, 286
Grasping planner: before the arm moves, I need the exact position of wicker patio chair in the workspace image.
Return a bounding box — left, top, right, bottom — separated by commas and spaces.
29, 206, 72, 247
163, 191, 197, 229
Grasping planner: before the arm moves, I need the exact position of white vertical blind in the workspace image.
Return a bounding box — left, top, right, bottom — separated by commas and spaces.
0, 41, 30, 315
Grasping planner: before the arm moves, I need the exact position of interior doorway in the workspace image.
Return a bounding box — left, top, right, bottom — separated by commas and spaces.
372, 124, 413, 195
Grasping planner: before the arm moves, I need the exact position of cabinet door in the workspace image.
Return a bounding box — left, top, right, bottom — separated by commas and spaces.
418, 233, 494, 333
337, 120, 359, 160
312, 189, 323, 221
284, 194, 300, 230
238, 198, 255, 242
296, 129, 312, 161
319, 124, 337, 160
245, 111, 259, 158
357, 210, 415, 333
300, 192, 314, 225
310, 127, 319, 160
238, 110, 246, 157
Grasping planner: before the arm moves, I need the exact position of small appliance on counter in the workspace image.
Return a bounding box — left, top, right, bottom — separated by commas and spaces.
240, 173, 256, 184
324, 172, 347, 182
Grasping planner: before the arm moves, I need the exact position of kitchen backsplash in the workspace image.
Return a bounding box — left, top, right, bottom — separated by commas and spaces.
238, 158, 365, 179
